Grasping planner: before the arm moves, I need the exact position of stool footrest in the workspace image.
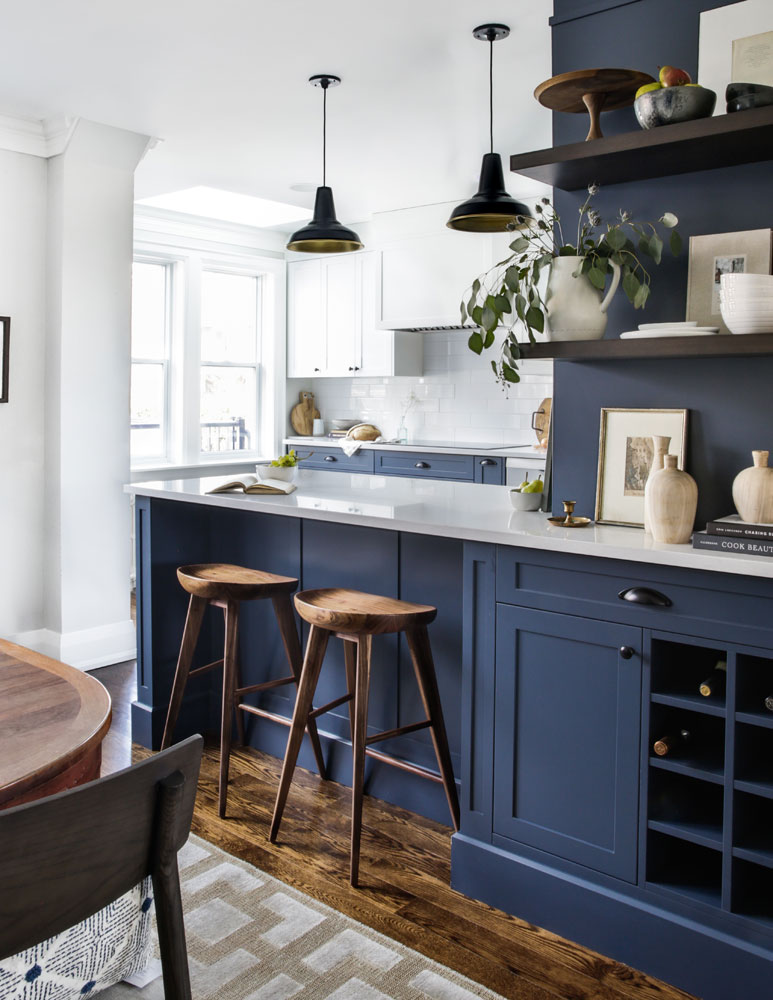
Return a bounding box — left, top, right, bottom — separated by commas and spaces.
188, 658, 224, 678
236, 675, 295, 697
238, 704, 293, 729
308, 693, 353, 720
364, 746, 443, 783
366, 720, 431, 746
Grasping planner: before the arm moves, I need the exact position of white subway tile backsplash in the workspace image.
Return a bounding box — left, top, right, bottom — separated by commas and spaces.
290, 334, 552, 443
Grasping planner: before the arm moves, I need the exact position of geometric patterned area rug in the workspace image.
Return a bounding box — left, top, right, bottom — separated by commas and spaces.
101, 834, 507, 1000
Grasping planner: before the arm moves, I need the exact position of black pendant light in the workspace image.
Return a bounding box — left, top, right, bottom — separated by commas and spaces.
287, 75, 363, 253
447, 24, 532, 233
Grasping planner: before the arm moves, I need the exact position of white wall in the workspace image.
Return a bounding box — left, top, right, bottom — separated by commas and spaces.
0, 148, 48, 638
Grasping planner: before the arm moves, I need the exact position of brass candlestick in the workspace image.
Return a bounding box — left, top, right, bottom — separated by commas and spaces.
547, 500, 592, 528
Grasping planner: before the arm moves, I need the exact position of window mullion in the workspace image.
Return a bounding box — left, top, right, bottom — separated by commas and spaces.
181, 255, 203, 463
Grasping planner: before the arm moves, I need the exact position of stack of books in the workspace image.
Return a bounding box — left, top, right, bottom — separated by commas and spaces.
692, 515, 773, 558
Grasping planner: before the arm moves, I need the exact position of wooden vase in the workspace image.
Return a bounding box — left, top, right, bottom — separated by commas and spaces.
732, 450, 773, 524
643, 435, 671, 534
648, 454, 698, 544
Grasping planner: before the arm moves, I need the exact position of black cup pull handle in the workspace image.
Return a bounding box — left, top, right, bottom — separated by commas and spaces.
324, 455, 337, 462
618, 587, 672, 608
415, 461, 430, 469
619, 646, 635, 660
479, 458, 496, 466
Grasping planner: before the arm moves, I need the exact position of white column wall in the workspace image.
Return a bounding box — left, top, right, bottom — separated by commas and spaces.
0, 149, 48, 638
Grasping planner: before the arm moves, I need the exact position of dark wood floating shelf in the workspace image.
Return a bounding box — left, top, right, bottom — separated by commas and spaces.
510, 105, 773, 190
518, 332, 773, 361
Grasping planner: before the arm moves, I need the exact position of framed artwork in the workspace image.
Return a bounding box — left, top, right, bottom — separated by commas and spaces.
686, 229, 773, 333
595, 408, 689, 528
733, 29, 773, 87
0, 317, 9, 404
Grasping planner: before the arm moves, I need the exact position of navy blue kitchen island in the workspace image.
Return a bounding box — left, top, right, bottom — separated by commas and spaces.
129, 470, 773, 1000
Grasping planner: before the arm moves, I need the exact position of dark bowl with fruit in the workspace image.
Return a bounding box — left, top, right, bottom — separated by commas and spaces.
634, 66, 716, 129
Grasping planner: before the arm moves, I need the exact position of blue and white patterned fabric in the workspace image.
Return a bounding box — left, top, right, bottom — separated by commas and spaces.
0, 878, 154, 1000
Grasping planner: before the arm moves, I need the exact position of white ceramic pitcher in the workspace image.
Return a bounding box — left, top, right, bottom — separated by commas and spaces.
543, 256, 622, 342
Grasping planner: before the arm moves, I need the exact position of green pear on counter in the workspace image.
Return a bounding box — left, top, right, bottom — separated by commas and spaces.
522, 478, 544, 494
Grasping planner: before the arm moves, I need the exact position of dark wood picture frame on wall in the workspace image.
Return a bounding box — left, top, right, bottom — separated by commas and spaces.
0, 317, 9, 403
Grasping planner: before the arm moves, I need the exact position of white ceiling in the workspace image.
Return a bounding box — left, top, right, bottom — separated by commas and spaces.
0, 1, 554, 225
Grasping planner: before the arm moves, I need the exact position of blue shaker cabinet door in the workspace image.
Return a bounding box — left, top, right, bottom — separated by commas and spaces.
494, 604, 642, 882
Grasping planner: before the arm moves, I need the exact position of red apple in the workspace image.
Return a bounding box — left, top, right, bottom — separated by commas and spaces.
658, 65, 692, 87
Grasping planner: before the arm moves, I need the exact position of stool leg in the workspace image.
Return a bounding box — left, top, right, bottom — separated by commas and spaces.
270, 624, 329, 843
234, 645, 245, 746
350, 634, 372, 887
219, 599, 240, 818
272, 594, 327, 780
342, 639, 357, 736
405, 625, 461, 832
161, 594, 207, 750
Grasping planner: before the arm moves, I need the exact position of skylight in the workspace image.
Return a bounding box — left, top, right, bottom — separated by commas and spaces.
137, 186, 310, 228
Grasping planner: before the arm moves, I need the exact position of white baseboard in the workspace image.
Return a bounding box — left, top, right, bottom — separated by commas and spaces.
11, 619, 137, 671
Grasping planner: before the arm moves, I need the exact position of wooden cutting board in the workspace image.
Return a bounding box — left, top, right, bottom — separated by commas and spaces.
534, 398, 552, 445
290, 391, 320, 436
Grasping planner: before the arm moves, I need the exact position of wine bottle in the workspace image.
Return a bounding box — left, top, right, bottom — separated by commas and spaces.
699, 659, 727, 698
764, 695, 773, 713
653, 729, 691, 757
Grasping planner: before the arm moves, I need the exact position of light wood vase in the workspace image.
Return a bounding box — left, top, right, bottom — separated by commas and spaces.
643, 435, 671, 534
733, 450, 773, 524
648, 454, 698, 544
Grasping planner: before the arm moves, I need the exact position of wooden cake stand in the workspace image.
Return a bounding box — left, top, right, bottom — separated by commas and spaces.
535, 68, 655, 140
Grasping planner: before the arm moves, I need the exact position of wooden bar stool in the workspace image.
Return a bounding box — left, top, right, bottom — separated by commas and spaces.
161, 564, 327, 818
269, 588, 461, 886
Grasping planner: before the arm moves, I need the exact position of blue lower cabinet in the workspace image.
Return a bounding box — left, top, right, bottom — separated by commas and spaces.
290, 445, 375, 474
494, 603, 642, 882
375, 450, 474, 481
473, 456, 505, 485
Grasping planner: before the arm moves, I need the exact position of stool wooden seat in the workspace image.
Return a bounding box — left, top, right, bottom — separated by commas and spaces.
270, 588, 460, 886
162, 564, 326, 818
294, 588, 437, 635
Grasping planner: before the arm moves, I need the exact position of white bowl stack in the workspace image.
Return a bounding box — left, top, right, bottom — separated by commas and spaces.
720, 273, 773, 335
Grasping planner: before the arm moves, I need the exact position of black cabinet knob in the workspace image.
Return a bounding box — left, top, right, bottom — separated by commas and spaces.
619, 646, 635, 660
313, 367, 320, 372
479, 458, 496, 466
415, 461, 430, 469
618, 587, 672, 607
324, 455, 337, 462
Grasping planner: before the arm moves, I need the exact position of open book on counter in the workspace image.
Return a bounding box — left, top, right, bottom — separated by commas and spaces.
206, 476, 297, 496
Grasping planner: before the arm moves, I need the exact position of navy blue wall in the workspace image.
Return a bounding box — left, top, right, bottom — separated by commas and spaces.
547, 0, 773, 524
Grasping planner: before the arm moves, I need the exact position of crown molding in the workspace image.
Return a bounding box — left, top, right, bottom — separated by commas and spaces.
0, 111, 78, 157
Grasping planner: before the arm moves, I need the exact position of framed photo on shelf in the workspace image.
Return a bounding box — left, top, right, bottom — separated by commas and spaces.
0, 317, 9, 404
686, 229, 773, 333
595, 408, 688, 528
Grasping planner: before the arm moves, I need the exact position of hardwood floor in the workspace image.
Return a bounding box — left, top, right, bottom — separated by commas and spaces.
92, 659, 695, 1000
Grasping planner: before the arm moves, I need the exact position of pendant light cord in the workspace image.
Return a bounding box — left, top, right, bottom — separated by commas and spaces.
322, 80, 328, 187
489, 36, 494, 153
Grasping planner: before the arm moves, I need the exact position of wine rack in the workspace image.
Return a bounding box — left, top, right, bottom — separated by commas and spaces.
644, 637, 773, 932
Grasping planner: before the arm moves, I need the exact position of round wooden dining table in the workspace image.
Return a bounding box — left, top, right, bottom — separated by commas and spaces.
0, 639, 112, 809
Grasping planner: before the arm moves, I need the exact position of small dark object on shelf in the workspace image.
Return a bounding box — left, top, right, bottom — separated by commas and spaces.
727, 82, 773, 113
634, 86, 716, 130
653, 728, 691, 757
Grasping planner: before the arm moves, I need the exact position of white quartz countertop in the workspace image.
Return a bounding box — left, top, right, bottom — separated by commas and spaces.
284, 436, 548, 460
127, 470, 773, 580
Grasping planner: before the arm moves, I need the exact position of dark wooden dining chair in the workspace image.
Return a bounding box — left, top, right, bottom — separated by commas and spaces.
0, 735, 203, 1000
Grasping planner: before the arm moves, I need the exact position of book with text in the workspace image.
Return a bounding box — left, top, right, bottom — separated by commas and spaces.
693, 530, 773, 558
206, 476, 297, 496
706, 514, 773, 542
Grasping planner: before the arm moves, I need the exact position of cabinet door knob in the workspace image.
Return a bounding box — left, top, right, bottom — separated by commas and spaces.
313, 367, 320, 372
348, 366, 355, 371
324, 455, 337, 462
415, 461, 430, 469
618, 587, 672, 608
619, 646, 635, 660
479, 458, 496, 466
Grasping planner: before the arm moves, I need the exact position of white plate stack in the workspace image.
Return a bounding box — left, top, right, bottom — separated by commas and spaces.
619, 322, 719, 339
720, 273, 773, 335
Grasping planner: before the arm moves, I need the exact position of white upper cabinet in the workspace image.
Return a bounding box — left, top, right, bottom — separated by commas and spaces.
287, 258, 326, 376
287, 251, 422, 378
377, 231, 494, 330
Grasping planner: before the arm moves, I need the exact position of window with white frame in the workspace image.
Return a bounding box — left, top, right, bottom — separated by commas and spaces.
130, 232, 283, 468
